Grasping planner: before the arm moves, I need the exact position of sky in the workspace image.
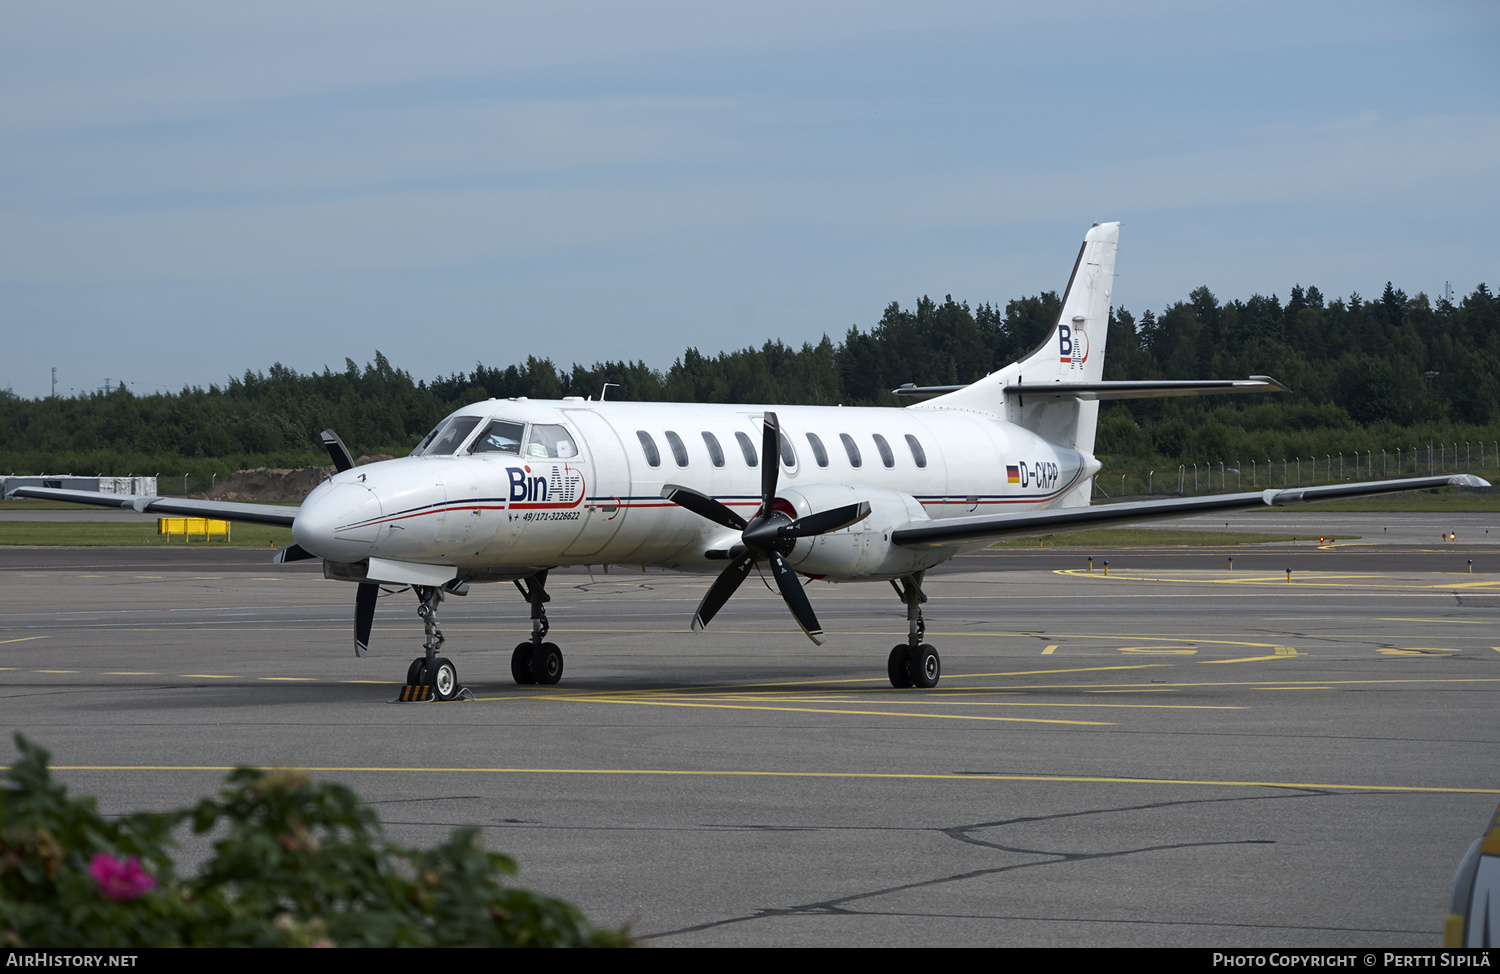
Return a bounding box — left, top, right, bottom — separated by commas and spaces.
1, 1, 1496, 400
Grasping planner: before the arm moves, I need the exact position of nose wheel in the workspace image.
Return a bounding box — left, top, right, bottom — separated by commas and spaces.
395, 586, 471, 702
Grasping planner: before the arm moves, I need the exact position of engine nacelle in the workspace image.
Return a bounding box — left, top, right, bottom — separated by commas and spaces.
773, 484, 948, 581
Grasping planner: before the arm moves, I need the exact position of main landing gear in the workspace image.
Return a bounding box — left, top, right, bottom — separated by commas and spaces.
399, 584, 471, 702
887, 571, 940, 689
511, 570, 564, 686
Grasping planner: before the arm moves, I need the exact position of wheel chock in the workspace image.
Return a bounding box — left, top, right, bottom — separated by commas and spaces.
388, 684, 475, 703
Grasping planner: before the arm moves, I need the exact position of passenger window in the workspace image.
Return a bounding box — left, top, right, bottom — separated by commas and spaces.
636, 431, 661, 467
701, 432, 725, 467
904, 434, 927, 468
839, 433, 861, 468
873, 433, 895, 468
469, 419, 525, 455
778, 430, 796, 468
735, 431, 758, 467
665, 430, 689, 467
421, 416, 481, 456
525, 424, 578, 459
806, 433, 829, 468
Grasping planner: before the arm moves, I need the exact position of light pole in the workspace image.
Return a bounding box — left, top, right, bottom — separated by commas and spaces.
1423, 371, 1438, 474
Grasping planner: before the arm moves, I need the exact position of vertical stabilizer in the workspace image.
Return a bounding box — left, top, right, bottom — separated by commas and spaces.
918, 221, 1117, 436
916, 222, 1118, 506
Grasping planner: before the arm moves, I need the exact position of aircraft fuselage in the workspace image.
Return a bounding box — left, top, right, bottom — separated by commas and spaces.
291, 397, 1097, 584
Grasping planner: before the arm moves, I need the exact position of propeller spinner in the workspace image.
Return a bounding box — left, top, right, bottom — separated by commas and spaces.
661, 411, 870, 644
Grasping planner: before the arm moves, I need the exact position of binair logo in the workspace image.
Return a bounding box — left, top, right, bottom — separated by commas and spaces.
508, 465, 550, 503
1058, 323, 1088, 366
506, 464, 584, 507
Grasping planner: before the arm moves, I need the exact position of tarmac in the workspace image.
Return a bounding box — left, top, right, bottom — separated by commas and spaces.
1, 510, 1497, 947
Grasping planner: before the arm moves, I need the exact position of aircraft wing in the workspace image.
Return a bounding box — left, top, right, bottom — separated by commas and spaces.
5, 487, 298, 528
890, 475, 1490, 549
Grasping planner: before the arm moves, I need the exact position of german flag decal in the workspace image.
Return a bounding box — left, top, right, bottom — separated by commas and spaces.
1006, 465, 1020, 484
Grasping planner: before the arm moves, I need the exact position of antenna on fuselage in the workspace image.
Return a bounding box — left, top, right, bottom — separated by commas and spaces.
599, 382, 619, 401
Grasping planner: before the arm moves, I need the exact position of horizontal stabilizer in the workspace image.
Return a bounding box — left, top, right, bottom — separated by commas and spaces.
893, 375, 1289, 402
6, 487, 298, 527
891, 475, 1489, 549
1003, 375, 1290, 401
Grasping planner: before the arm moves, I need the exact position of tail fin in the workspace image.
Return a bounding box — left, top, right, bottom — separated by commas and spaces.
917, 221, 1120, 458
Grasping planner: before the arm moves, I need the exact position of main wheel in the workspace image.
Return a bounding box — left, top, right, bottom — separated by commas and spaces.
888, 645, 914, 688
406, 657, 427, 686
511, 643, 537, 685
427, 657, 460, 700
909, 644, 940, 688
531, 642, 564, 685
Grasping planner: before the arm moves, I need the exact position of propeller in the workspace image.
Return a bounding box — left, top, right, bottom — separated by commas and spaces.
661, 411, 870, 644
354, 582, 377, 657
321, 429, 355, 472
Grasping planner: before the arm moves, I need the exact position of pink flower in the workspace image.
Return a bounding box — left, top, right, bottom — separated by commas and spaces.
88, 853, 156, 900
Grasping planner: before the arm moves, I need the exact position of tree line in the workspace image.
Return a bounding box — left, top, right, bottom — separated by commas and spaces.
1, 280, 1496, 493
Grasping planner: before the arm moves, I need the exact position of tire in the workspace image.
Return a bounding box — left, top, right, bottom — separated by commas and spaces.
429, 657, 459, 700
888, 645, 914, 688
531, 642, 564, 685
406, 658, 427, 686
511, 643, 537, 685
910, 644, 940, 689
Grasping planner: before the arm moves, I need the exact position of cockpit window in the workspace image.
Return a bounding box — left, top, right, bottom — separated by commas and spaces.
469, 419, 525, 455
417, 416, 481, 456
525, 424, 579, 459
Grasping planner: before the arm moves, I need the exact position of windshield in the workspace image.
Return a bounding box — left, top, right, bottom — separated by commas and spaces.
416, 416, 481, 456
469, 420, 525, 455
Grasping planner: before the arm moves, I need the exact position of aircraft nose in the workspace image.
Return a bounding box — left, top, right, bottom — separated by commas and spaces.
293, 480, 383, 563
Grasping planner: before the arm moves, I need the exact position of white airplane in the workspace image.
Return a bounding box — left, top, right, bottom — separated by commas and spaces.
11, 223, 1487, 698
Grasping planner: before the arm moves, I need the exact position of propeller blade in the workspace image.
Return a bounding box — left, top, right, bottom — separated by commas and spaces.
272, 542, 318, 564
759, 411, 780, 514
661, 484, 747, 531
354, 582, 377, 657
691, 552, 754, 631
768, 550, 824, 645
783, 501, 871, 538
321, 429, 355, 472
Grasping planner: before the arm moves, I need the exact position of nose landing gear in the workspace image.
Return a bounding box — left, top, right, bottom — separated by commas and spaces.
888, 572, 940, 689
395, 584, 472, 702
511, 570, 564, 685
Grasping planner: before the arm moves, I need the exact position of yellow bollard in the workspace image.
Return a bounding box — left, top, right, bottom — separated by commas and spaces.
1285, 568, 1291, 583
1103, 561, 1109, 576
1087, 556, 1093, 571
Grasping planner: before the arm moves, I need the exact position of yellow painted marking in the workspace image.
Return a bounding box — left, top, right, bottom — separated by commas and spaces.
1377, 647, 1458, 656
181, 674, 238, 679
0, 636, 49, 646
1086, 688, 1178, 693
34, 669, 77, 674
1056, 569, 1500, 591
1256, 686, 1329, 690
45, 764, 1500, 795
1041, 645, 1058, 655
1119, 647, 1197, 655
547, 696, 1115, 726
607, 694, 1240, 711
1208, 655, 1297, 663
258, 677, 315, 682
105, 671, 159, 676
340, 680, 391, 684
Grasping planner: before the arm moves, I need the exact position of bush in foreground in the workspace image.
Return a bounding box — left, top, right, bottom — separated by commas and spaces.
0, 736, 628, 947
